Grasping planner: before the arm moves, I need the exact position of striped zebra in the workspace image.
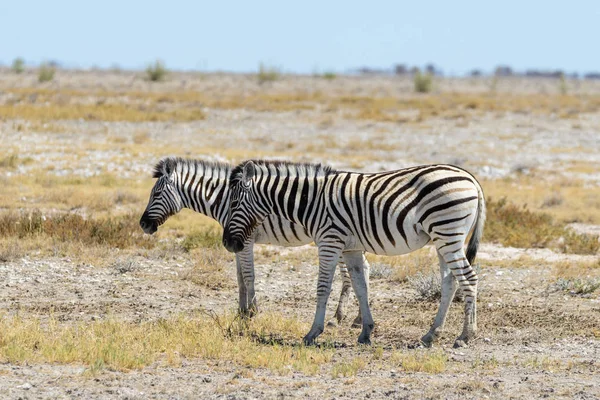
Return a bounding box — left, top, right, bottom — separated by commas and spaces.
139, 157, 363, 325
222, 160, 485, 348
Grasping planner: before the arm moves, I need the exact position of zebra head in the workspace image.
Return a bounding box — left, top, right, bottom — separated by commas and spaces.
223, 160, 269, 253
140, 158, 183, 235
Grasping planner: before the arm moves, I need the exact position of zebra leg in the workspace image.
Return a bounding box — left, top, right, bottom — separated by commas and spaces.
421, 252, 458, 347
351, 253, 369, 328
235, 253, 250, 316
303, 241, 344, 346
438, 246, 478, 348
330, 263, 351, 327
343, 251, 374, 345
237, 242, 258, 317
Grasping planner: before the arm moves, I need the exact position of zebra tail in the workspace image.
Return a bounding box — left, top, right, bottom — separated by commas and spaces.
466, 188, 486, 265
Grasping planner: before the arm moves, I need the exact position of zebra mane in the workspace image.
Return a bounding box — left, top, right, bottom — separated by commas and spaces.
230, 159, 335, 183
152, 157, 231, 178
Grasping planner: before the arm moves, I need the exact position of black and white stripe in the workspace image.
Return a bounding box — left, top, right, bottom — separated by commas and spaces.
223, 160, 485, 347
139, 157, 361, 324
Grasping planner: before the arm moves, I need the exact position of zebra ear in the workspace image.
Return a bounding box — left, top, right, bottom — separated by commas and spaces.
242, 161, 255, 187
153, 157, 177, 178
164, 158, 176, 175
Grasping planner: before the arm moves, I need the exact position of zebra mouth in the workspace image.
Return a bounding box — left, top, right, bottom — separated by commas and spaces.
222, 235, 244, 253
140, 219, 159, 235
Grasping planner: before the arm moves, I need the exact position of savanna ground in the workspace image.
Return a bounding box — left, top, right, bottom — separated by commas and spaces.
1, 67, 600, 399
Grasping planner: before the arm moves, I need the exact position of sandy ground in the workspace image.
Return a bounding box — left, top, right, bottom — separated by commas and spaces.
1, 71, 600, 399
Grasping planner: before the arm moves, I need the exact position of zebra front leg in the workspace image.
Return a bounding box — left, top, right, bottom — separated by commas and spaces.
303, 241, 343, 345
343, 251, 374, 345
237, 242, 258, 317
235, 254, 250, 316
421, 253, 458, 347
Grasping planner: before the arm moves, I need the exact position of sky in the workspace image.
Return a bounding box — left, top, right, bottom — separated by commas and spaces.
1, 0, 599, 75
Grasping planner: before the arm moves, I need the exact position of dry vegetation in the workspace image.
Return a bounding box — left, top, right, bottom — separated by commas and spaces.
0, 70, 599, 398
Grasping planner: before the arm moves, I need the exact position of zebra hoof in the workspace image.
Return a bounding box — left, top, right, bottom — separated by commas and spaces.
453, 339, 468, 348
420, 332, 436, 348
358, 336, 371, 345
327, 319, 338, 328
303, 335, 317, 346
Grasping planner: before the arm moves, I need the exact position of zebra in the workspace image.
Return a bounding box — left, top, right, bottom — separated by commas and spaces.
139, 157, 364, 325
222, 160, 485, 348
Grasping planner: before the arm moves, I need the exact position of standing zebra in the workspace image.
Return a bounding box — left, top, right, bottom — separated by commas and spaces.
139, 157, 363, 324
223, 160, 485, 348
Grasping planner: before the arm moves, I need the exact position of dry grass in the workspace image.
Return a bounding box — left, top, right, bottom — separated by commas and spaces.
391, 350, 447, 373
0, 103, 205, 122
0, 210, 155, 249
0, 312, 335, 375
180, 247, 234, 290
5, 88, 600, 124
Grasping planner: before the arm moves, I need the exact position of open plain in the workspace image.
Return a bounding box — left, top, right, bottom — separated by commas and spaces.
1, 69, 600, 399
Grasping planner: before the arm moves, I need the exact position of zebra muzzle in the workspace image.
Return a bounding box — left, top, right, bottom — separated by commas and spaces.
139, 214, 159, 235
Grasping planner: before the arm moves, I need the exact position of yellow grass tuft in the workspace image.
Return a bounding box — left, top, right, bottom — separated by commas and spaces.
391, 349, 447, 373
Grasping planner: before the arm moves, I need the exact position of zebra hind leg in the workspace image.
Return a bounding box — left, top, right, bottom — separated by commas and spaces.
350, 254, 369, 329
420, 252, 458, 347
328, 264, 352, 327
343, 251, 374, 345
439, 247, 478, 348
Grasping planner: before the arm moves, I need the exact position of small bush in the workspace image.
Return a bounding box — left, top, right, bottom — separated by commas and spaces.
322, 71, 337, 80
37, 63, 55, 81
257, 63, 279, 84
559, 230, 600, 255
12, 57, 25, 74
38, 63, 55, 82
485, 197, 563, 248
409, 270, 441, 301
146, 60, 168, 82
553, 277, 600, 295
485, 197, 599, 254
414, 71, 433, 93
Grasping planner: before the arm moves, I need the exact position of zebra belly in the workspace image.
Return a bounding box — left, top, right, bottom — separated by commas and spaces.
253, 217, 313, 247
349, 226, 431, 256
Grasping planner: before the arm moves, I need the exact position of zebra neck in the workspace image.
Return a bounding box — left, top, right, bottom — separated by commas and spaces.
256, 173, 328, 227
173, 163, 231, 225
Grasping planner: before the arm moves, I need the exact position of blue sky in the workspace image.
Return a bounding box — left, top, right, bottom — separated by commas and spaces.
1, 0, 598, 75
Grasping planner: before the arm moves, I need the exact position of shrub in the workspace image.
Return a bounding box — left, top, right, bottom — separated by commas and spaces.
257, 63, 279, 84
322, 71, 337, 80
414, 71, 432, 93
12, 57, 25, 74
485, 197, 599, 254
38, 63, 55, 82
409, 270, 441, 301
146, 59, 168, 82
